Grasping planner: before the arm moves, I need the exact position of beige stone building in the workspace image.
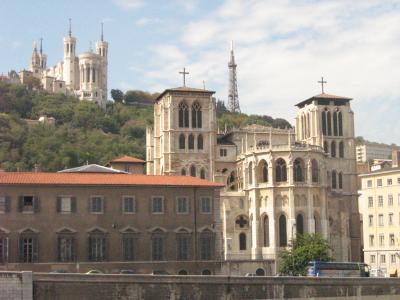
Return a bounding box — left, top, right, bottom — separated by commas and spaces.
146, 86, 361, 273
0, 172, 222, 275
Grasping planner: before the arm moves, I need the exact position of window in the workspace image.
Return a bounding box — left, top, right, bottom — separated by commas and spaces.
0, 196, 10, 213
176, 197, 188, 214
391, 254, 396, 263
18, 195, 39, 213
57, 196, 76, 213
220, 149, 227, 157
261, 161, 268, 183
339, 141, 344, 158
381, 254, 386, 263
331, 141, 336, 157
338, 112, 343, 136
338, 172, 343, 189
152, 197, 164, 214
370, 255, 375, 263
332, 170, 337, 189
152, 234, 164, 261
57, 234, 75, 262
275, 158, 287, 182
379, 234, 384, 246
199, 231, 213, 260
390, 234, 395, 246
333, 111, 338, 136
123, 196, 136, 213
388, 178, 393, 185
200, 168, 206, 179
178, 102, 189, 128
321, 110, 327, 135
368, 197, 373, 208
0, 237, 9, 263
248, 162, 253, 185
88, 234, 107, 261
177, 234, 190, 260
239, 233, 246, 250
311, 160, 319, 183
122, 235, 137, 261
191, 102, 202, 128
296, 214, 304, 235
323, 141, 328, 153
279, 215, 287, 247
190, 165, 196, 177
379, 214, 384, 226
188, 134, 194, 149
19, 233, 39, 263
388, 195, 394, 207
377, 179, 382, 187
200, 197, 211, 214
378, 196, 383, 207
90, 196, 104, 213
263, 216, 269, 247
293, 158, 304, 182
367, 180, 372, 188
368, 215, 373, 226
197, 134, 203, 150
389, 213, 394, 225
179, 134, 185, 149
369, 235, 374, 246
327, 111, 332, 135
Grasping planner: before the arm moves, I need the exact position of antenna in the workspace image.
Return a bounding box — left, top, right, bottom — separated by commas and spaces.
228, 40, 240, 113
68, 18, 72, 37
101, 22, 104, 41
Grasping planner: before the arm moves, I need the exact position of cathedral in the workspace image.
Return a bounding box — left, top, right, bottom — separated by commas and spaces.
146, 47, 361, 274
19, 21, 108, 108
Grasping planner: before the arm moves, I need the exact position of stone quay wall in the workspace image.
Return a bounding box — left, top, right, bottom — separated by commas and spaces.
0, 271, 32, 300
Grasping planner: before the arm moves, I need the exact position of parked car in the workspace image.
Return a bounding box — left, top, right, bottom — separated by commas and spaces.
85, 269, 103, 274
151, 270, 170, 275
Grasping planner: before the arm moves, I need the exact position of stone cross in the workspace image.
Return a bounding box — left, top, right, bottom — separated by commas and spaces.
179, 67, 189, 87
318, 76, 327, 93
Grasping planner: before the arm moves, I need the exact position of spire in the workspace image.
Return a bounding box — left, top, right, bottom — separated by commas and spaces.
228, 40, 240, 113
39, 38, 43, 55
32, 41, 37, 52
101, 22, 104, 41
68, 18, 72, 37
89, 41, 93, 52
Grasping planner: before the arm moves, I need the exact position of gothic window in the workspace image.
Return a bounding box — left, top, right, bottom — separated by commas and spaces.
323, 141, 328, 153
176, 232, 191, 260
199, 230, 213, 260
188, 134, 194, 150
263, 215, 269, 247
262, 164, 268, 182
92, 68, 96, 83
57, 232, 75, 262
258, 160, 268, 183
122, 234, 137, 261
338, 112, 343, 136
322, 110, 327, 135
151, 230, 164, 261
191, 102, 202, 128
178, 101, 189, 128
88, 232, 107, 261
235, 215, 249, 228
332, 170, 337, 189
275, 158, 287, 182
181, 168, 186, 176
296, 214, 304, 235
279, 215, 287, 247
248, 162, 253, 185
239, 233, 246, 250
333, 111, 338, 136
311, 159, 319, 183
200, 168, 206, 179
293, 158, 304, 182
338, 172, 343, 189
197, 134, 203, 150
339, 141, 344, 158
190, 165, 196, 177
179, 134, 185, 149
327, 111, 332, 136
331, 141, 336, 157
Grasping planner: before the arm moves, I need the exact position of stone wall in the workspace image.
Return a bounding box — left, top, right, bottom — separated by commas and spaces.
0, 271, 32, 300
33, 273, 400, 300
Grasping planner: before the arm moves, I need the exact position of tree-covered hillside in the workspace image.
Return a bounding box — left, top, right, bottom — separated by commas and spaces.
0, 83, 291, 171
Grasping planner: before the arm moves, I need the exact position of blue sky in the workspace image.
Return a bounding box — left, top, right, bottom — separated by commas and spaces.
1, 0, 400, 144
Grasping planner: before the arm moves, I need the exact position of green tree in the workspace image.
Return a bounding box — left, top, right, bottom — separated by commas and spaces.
279, 233, 332, 276
111, 89, 124, 103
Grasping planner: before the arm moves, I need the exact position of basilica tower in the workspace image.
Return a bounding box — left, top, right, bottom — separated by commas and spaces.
95, 23, 108, 105
63, 19, 78, 89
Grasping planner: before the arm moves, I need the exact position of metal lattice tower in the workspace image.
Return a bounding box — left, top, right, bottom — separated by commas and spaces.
228, 41, 240, 113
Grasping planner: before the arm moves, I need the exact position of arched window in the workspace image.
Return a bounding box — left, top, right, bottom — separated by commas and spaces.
338, 112, 343, 136
338, 172, 343, 189
332, 170, 337, 189
256, 268, 265, 276
279, 215, 287, 247
190, 165, 196, 177
191, 101, 202, 128
293, 158, 304, 182
331, 141, 336, 157
179, 134, 185, 149
239, 233, 246, 250
311, 159, 319, 183
263, 215, 269, 247
327, 111, 332, 136
275, 158, 287, 182
202, 269, 211, 275
339, 141, 344, 158
248, 162, 253, 185
262, 164, 268, 182
178, 270, 188, 275
188, 134, 194, 150
333, 111, 338, 136
322, 111, 327, 135
307, 113, 311, 137
197, 134, 203, 150
181, 168, 186, 176
200, 168, 206, 179
324, 141, 328, 153
258, 160, 268, 183
296, 214, 304, 235
178, 102, 189, 128
314, 213, 321, 233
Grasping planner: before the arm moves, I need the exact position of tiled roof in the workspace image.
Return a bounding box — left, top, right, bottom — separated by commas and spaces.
110, 155, 145, 164
0, 172, 224, 188
156, 86, 215, 101
295, 92, 352, 107
58, 164, 127, 173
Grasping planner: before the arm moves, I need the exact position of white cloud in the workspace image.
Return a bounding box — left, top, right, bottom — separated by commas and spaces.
113, 0, 143, 10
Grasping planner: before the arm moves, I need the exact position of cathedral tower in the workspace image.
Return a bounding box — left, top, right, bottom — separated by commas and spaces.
30, 41, 41, 75
95, 22, 108, 105
38, 38, 47, 70
228, 41, 240, 113
63, 19, 78, 89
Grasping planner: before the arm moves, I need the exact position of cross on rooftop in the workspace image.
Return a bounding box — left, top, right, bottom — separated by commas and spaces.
318, 76, 327, 94
235, 216, 248, 228
179, 67, 189, 87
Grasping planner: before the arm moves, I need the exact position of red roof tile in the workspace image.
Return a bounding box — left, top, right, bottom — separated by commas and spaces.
0, 172, 223, 188
110, 155, 145, 163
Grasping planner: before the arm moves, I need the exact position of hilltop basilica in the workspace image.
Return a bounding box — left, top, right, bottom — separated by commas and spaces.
146, 45, 361, 273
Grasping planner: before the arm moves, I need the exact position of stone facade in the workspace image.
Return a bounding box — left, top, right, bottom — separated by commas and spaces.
146, 88, 361, 270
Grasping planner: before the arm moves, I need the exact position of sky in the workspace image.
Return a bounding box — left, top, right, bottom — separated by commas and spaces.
0, 0, 400, 144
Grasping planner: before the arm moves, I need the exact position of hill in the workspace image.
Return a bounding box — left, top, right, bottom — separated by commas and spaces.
0, 82, 291, 171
